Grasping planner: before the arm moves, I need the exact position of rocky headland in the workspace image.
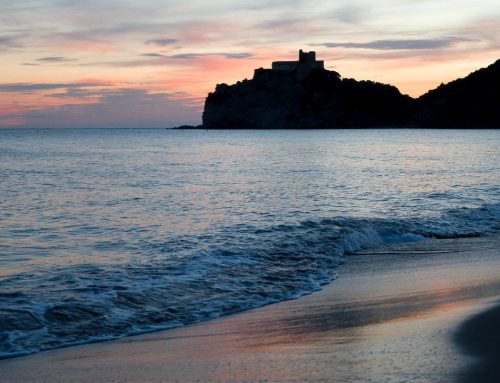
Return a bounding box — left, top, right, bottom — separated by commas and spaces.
413, 59, 500, 128
178, 51, 500, 129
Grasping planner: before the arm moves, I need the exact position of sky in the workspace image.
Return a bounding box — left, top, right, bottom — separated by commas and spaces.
1, 0, 499, 128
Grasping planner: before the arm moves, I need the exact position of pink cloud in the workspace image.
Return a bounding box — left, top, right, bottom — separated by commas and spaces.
0, 87, 201, 128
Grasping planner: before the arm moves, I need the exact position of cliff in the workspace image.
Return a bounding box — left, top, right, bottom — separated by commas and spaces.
414, 59, 500, 128
195, 56, 500, 129
203, 68, 412, 129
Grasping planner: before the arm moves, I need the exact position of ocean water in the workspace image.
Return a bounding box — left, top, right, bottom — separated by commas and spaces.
0, 128, 499, 358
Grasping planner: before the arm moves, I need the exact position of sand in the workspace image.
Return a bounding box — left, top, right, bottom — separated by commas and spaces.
1, 236, 499, 383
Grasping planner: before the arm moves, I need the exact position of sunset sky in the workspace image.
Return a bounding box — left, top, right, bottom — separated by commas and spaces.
1, 0, 499, 128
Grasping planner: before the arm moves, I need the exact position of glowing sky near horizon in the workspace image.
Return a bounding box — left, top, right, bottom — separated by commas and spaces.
1, 0, 499, 128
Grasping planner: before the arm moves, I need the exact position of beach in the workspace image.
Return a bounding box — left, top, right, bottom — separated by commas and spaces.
2, 1, 500, 380
1, 235, 498, 383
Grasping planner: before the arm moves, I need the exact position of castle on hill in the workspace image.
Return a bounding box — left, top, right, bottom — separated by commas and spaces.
253, 49, 325, 79
272, 49, 324, 72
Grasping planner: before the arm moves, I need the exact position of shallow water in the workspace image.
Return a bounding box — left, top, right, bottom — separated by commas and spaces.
0, 128, 499, 358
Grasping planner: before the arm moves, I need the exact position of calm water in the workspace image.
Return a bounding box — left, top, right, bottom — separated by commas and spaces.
1, 128, 499, 358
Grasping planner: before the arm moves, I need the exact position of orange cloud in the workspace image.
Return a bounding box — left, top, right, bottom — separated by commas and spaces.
177, 21, 238, 45
45, 31, 119, 53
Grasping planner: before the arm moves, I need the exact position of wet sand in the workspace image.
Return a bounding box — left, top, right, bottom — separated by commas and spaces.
1, 236, 499, 383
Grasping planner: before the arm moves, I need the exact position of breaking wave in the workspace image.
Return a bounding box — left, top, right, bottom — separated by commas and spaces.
1, 202, 498, 359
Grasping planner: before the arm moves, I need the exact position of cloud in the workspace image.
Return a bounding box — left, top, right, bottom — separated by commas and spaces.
44, 87, 104, 99
0, 82, 109, 93
224, 53, 254, 59
0, 34, 23, 50
171, 52, 253, 59
317, 38, 471, 50
20, 57, 78, 66
0, 36, 16, 48
140, 53, 168, 58
145, 38, 178, 46
84, 52, 254, 68
36, 56, 77, 63
257, 18, 305, 30
237, 0, 310, 10
5, 88, 201, 128
332, 4, 367, 24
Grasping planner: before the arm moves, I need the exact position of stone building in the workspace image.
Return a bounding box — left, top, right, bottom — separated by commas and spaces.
272, 50, 324, 76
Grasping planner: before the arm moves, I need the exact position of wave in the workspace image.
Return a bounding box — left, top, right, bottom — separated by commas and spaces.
0, 202, 498, 359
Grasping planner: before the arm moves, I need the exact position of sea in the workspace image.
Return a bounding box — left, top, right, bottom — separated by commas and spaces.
0, 128, 499, 359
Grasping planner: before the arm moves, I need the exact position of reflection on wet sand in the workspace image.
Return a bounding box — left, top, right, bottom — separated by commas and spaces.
0, 236, 499, 383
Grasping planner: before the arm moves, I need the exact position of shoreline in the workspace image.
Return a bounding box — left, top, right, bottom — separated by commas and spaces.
171, 125, 500, 130
1, 235, 499, 382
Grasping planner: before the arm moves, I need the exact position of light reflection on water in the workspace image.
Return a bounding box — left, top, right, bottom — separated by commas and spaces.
1, 128, 498, 269
0, 128, 498, 357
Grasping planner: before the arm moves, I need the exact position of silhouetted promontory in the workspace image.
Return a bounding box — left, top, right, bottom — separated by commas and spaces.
177, 51, 500, 129
414, 59, 500, 128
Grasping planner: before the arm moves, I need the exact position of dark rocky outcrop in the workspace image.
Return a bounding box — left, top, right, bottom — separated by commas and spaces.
413, 59, 500, 128
202, 68, 412, 129
190, 58, 500, 129
171, 124, 203, 129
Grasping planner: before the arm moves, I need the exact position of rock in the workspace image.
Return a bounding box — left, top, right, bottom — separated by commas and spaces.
414, 59, 500, 128
199, 51, 500, 129
203, 67, 412, 129
171, 125, 203, 129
